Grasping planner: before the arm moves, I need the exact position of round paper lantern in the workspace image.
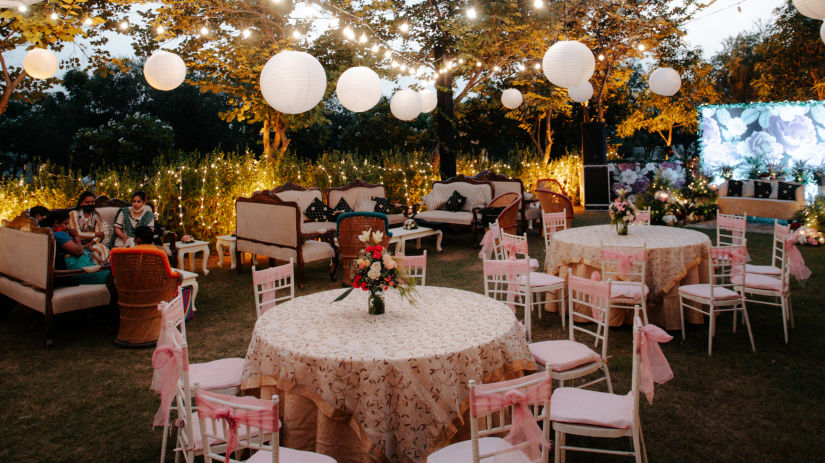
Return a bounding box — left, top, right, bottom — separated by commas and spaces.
542, 40, 595, 88
794, 0, 825, 19
260, 50, 327, 114
419, 89, 437, 113
501, 88, 523, 109
648, 67, 682, 96
22, 48, 58, 79
820, 21, 825, 44
568, 82, 593, 103
336, 66, 381, 112
143, 50, 186, 91
390, 89, 422, 121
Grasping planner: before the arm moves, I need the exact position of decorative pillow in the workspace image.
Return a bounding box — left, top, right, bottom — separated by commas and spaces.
444, 190, 467, 212
329, 197, 353, 220
754, 181, 772, 199
354, 195, 376, 212
305, 198, 332, 222
778, 182, 801, 201
422, 190, 448, 211
463, 189, 487, 211
727, 180, 743, 197
374, 197, 393, 214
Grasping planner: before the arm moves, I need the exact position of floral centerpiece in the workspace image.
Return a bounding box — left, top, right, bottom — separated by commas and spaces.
333, 229, 416, 314
402, 218, 418, 230
609, 189, 636, 235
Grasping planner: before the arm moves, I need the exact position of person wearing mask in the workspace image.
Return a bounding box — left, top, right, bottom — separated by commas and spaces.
68, 191, 110, 264
112, 190, 155, 248
40, 210, 109, 285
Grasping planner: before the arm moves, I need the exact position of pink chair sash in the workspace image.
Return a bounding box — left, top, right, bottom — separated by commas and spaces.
472, 377, 552, 460
717, 215, 746, 231
709, 246, 748, 264
479, 223, 501, 259
600, 249, 645, 277
501, 234, 528, 257
151, 344, 188, 427
637, 322, 673, 403
398, 253, 426, 269
784, 235, 812, 282
484, 259, 528, 311
195, 391, 279, 463
253, 263, 293, 286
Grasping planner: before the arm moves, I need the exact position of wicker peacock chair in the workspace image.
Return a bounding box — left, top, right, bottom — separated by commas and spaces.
494, 193, 521, 235
535, 188, 574, 227
336, 212, 391, 285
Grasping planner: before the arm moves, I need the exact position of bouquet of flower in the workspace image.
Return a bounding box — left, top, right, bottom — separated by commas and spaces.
609, 189, 636, 235
334, 229, 416, 314
402, 219, 418, 230
795, 226, 824, 246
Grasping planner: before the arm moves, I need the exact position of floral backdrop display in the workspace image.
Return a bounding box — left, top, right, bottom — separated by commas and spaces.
608, 161, 687, 201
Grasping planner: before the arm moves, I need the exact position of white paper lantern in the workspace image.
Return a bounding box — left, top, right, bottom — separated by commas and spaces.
794, 0, 825, 19
648, 67, 682, 96
336, 66, 381, 112
542, 40, 595, 88
419, 89, 438, 113
22, 48, 58, 79
820, 21, 825, 44
501, 88, 523, 109
260, 50, 327, 114
568, 82, 593, 103
143, 50, 186, 91
390, 89, 422, 121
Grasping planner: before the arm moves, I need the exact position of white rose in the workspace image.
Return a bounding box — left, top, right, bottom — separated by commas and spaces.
367, 262, 381, 280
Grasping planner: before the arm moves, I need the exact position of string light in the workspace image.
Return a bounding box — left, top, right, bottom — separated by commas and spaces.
156, 25, 165, 34
533, 0, 543, 8
84, 17, 93, 26
399, 22, 409, 33
200, 26, 209, 36
242, 28, 252, 38
50, 12, 58, 20
467, 8, 477, 19
119, 21, 129, 30
17, 4, 26, 12
292, 30, 302, 38
598, 54, 605, 61
638, 44, 645, 51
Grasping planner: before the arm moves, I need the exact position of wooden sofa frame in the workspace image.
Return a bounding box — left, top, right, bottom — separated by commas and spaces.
412, 175, 495, 243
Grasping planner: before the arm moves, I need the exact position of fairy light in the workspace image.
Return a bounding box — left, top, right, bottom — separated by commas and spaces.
119, 21, 129, 30
50, 12, 58, 20
200, 26, 209, 36
17, 4, 26, 12
467, 7, 477, 19
242, 28, 252, 38
157, 25, 165, 34
598, 54, 605, 61
84, 17, 93, 26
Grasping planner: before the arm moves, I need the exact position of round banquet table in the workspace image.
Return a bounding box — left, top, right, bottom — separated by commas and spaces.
544, 224, 711, 329
241, 286, 535, 463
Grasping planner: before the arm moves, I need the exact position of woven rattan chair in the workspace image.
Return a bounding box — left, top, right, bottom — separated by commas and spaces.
336, 212, 390, 285
492, 193, 521, 235
111, 247, 180, 347
535, 188, 574, 228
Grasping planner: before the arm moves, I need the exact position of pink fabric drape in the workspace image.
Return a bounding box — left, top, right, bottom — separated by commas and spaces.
195, 390, 279, 463
636, 321, 673, 403
717, 215, 746, 231
573, 272, 609, 322
784, 235, 812, 282
151, 344, 187, 427
471, 375, 552, 460
484, 259, 529, 311
600, 249, 645, 277
479, 223, 501, 259
709, 246, 748, 264
501, 234, 528, 257
397, 254, 426, 270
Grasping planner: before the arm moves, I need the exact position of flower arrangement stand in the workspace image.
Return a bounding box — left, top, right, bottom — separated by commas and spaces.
215, 235, 237, 269
175, 240, 211, 275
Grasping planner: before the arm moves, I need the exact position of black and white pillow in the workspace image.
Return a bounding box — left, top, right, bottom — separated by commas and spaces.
444, 190, 467, 212
754, 181, 772, 199
305, 198, 332, 222
727, 180, 743, 197
331, 197, 353, 219
374, 197, 393, 214
778, 182, 800, 201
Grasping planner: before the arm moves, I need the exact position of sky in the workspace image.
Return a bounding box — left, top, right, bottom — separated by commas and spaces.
683, 0, 786, 58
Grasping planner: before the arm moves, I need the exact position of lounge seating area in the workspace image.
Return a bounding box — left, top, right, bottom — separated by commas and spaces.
717, 179, 806, 220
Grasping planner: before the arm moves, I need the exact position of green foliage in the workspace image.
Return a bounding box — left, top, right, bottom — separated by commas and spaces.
803, 195, 825, 232
70, 113, 175, 168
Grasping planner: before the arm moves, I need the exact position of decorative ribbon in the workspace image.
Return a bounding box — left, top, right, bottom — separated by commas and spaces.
784, 235, 812, 282
717, 215, 746, 231
586, 271, 608, 322
195, 391, 279, 463
600, 249, 645, 277
472, 377, 552, 460
501, 234, 528, 258
151, 344, 187, 427
479, 223, 501, 259
709, 246, 749, 265
484, 259, 528, 312
637, 322, 674, 403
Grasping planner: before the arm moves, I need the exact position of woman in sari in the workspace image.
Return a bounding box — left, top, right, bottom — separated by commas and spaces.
68, 191, 110, 264
112, 190, 155, 248
41, 210, 109, 285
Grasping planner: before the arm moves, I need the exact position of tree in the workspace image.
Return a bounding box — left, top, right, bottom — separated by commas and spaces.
711, 30, 766, 103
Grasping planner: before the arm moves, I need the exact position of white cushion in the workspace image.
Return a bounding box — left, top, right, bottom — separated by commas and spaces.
422, 190, 449, 211
550, 387, 634, 429
247, 448, 337, 463
301, 222, 334, 235
386, 213, 406, 226
528, 340, 600, 372
274, 190, 323, 221
678, 284, 741, 301
189, 357, 244, 391
463, 189, 487, 212
301, 240, 336, 263
520, 271, 564, 288
732, 273, 783, 292
414, 210, 474, 225
610, 281, 649, 301
427, 437, 529, 463
746, 264, 781, 276
52, 284, 111, 314
355, 195, 376, 212
529, 258, 539, 270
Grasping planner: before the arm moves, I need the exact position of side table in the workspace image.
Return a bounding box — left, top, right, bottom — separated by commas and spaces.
215, 235, 237, 269
176, 240, 210, 275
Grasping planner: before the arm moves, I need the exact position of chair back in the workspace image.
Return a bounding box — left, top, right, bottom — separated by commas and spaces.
397, 251, 427, 286
567, 270, 612, 360
152, 291, 193, 434
194, 386, 279, 463
488, 192, 520, 208
0, 216, 52, 293
541, 210, 567, 250
600, 243, 646, 284
111, 247, 181, 309
770, 220, 790, 270
327, 179, 385, 212
536, 178, 567, 197
634, 208, 651, 225
716, 213, 746, 247
500, 231, 530, 261
490, 222, 505, 260
708, 244, 748, 297
483, 259, 531, 316
336, 212, 390, 285
252, 259, 295, 318
469, 369, 553, 463
535, 188, 573, 226
496, 196, 521, 235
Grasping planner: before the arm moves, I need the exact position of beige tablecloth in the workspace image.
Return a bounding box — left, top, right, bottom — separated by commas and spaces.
241, 287, 535, 462
545, 224, 711, 329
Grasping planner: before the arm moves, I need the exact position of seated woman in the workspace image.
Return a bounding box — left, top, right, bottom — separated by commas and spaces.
28, 205, 49, 224
68, 191, 110, 265
40, 210, 110, 285
111, 190, 155, 248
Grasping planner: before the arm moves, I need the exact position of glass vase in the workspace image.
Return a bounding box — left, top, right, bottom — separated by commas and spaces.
368, 289, 385, 315
616, 221, 629, 236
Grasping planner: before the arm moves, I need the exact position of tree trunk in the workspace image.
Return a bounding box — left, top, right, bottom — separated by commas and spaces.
262, 119, 273, 163
0, 70, 26, 118
434, 46, 457, 180
542, 107, 553, 164
272, 115, 290, 159
261, 115, 289, 164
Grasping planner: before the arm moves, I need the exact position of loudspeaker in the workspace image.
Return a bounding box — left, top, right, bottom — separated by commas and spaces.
583, 165, 610, 209
582, 122, 607, 165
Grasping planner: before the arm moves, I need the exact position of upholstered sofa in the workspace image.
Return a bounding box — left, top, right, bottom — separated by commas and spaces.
0, 214, 112, 346
473, 170, 539, 233
327, 179, 407, 227
412, 175, 495, 242
717, 179, 805, 220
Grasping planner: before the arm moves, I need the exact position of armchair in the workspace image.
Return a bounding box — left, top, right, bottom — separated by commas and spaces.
535, 188, 574, 228
336, 212, 391, 285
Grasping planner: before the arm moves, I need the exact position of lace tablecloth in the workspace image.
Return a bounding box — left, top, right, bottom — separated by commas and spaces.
241, 286, 535, 462
545, 224, 711, 328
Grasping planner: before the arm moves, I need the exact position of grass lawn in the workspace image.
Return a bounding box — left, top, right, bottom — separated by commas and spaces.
1, 211, 823, 462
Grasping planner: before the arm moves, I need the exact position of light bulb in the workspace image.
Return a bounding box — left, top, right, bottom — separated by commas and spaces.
459, 58, 465, 64
157, 25, 165, 34
292, 30, 301, 38
391, 60, 399, 68
518, 63, 525, 71
50, 12, 58, 20
638, 44, 645, 51
467, 7, 477, 19
533, 0, 543, 7
17, 4, 27, 12
493, 66, 501, 72
476, 61, 482, 67
119, 21, 129, 30
200, 26, 209, 36
359, 33, 367, 43
399, 22, 409, 33
84, 18, 93, 26
242, 28, 252, 38
384, 50, 392, 58
598, 53, 605, 61
533, 63, 541, 70
371, 44, 379, 53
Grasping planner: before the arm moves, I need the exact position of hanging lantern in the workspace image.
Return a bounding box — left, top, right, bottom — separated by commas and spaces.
542, 40, 595, 88
821, 21, 825, 44
419, 89, 437, 113
260, 50, 327, 114
390, 89, 422, 121
501, 88, 523, 109
22, 48, 58, 79
794, 0, 825, 19
336, 66, 381, 112
143, 50, 186, 91
568, 82, 593, 103
648, 67, 682, 96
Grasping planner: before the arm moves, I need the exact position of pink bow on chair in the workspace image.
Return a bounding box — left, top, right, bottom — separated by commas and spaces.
473, 380, 552, 460
479, 223, 501, 259
709, 246, 749, 264
501, 235, 528, 257
151, 344, 187, 427
784, 235, 812, 282
638, 323, 674, 404
195, 391, 279, 463
601, 249, 644, 277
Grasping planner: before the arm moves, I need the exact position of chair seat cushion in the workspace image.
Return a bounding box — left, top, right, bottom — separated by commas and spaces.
610, 281, 649, 301
189, 357, 245, 391
529, 258, 539, 270
301, 221, 334, 235
414, 210, 474, 225
524, 207, 541, 220
247, 448, 337, 463
301, 240, 336, 263
678, 284, 741, 301
745, 264, 781, 276
528, 340, 600, 372
427, 437, 530, 463
732, 273, 783, 292
520, 271, 565, 288
386, 213, 407, 226
550, 387, 634, 429
52, 284, 111, 314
